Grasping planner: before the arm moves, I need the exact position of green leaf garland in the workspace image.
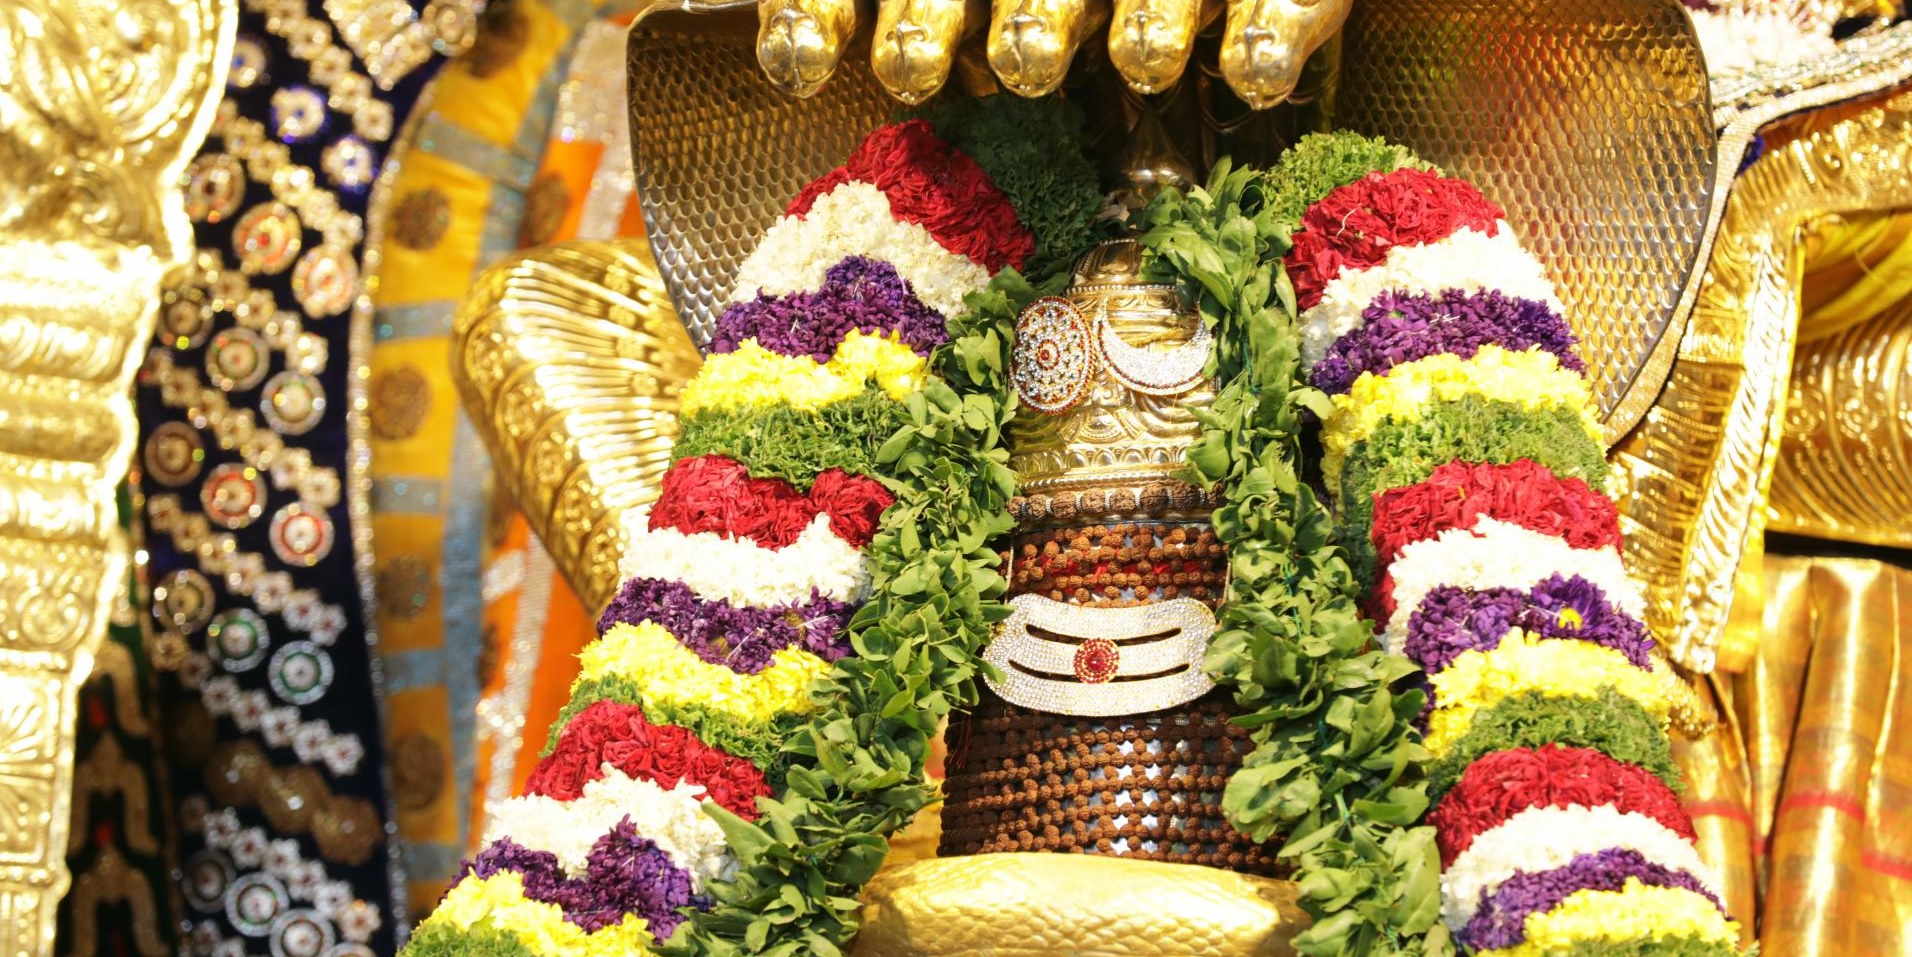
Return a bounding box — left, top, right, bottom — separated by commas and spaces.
662, 266, 1068, 957
1134, 149, 1453, 957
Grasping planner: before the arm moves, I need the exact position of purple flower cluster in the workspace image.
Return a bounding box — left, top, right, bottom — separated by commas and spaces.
1403, 586, 1526, 673
709, 256, 949, 361
1524, 574, 1655, 666
1460, 848, 1726, 951
1403, 575, 1654, 675
598, 577, 855, 674
462, 824, 703, 939
1309, 289, 1584, 395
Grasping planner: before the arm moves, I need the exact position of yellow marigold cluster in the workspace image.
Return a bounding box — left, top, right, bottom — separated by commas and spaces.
1424, 632, 1671, 756
420, 873, 654, 957
1482, 880, 1742, 957
1321, 345, 1601, 488
680, 330, 927, 416
580, 622, 831, 723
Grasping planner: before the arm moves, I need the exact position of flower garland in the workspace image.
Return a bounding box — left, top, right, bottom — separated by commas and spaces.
1136, 133, 1447, 957
1293, 134, 1745, 956
404, 97, 1104, 957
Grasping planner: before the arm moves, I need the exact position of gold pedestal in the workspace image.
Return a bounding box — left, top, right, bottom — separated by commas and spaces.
854, 855, 1306, 957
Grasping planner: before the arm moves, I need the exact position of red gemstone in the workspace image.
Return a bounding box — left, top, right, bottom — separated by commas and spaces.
1073, 638, 1119, 683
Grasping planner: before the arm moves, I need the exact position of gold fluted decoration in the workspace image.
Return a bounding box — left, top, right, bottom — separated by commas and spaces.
1218, 0, 1350, 110
1766, 287, 1912, 548
1609, 88, 1912, 674
1106, 0, 1210, 95
0, 1, 228, 955
872, 0, 979, 104
984, 0, 1108, 98
449, 239, 702, 615
757, 0, 861, 96
853, 854, 1306, 957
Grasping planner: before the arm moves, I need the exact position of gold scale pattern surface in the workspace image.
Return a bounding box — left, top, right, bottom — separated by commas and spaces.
627, 3, 893, 350
0, 1, 231, 955
1335, 0, 1715, 440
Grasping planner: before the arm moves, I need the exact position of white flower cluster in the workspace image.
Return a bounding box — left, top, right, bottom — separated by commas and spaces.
620, 510, 871, 608
1381, 517, 1645, 652
480, 767, 737, 891
1687, 8, 1838, 78
1441, 803, 1723, 932
1298, 227, 1562, 372
729, 181, 992, 320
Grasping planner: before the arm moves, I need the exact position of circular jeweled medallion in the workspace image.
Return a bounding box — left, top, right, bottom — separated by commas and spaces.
183, 153, 247, 224
269, 504, 334, 566
160, 292, 214, 349
228, 34, 269, 89
206, 328, 270, 392
320, 136, 377, 193
268, 910, 335, 957
226, 873, 289, 937
290, 245, 358, 319
153, 569, 215, 633
232, 202, 304, 276
1073, 638, 1120, 683
324, 946, 376, 957
144, 421, 205, 487
208, 608, 270, 673
268, 642, 333, 705
260, 371, 326, 435
201, 463, 268, 529
269, 86, 328, 143
183, 850, 235, 913
1011, 297, 1097, 415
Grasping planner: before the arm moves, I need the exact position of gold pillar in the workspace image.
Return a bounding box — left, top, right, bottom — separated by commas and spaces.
0, 2, 231, 955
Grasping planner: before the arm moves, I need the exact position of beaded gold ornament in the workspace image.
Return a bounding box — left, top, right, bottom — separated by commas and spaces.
982, 593, 1218, 716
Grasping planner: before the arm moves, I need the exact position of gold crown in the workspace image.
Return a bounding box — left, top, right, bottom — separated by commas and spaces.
1007, 238, 1216, 508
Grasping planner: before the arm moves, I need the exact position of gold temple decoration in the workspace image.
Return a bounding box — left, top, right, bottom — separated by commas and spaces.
1218, 0, 1351, 111
757, 0, 861, 96
853, 853, 1306, 957
1008, 240, 1217, 493
1766, 286, 1912, 549
1106, 0, 1211, 96
1611, 87, 1912, 674
871, 0, 978, 104
448, 240, 702, 614
984, 0, 1108, 98
0, 1, 231, 955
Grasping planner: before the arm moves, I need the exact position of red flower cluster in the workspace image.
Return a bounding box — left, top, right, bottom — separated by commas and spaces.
524, 699, 771, 819
787, 120, 1035, 273
1286, 167, 1507, 310
648, 455, 895, 549
1427, 745, 1695, 866
1371, 459, 1621, 572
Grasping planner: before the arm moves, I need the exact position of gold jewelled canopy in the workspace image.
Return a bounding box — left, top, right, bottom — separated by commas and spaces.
625, 0, 1717, 441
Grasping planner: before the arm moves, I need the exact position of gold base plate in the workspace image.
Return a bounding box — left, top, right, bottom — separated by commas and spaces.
853, 854, 1306, 957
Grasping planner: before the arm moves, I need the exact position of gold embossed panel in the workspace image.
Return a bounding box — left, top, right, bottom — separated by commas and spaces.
1768, 291, 1912, 549
626, 3, 892, 349
1335, 0, 1716, 440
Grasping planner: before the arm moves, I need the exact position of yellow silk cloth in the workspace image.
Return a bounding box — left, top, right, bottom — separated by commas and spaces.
1678, 555, 1912, 955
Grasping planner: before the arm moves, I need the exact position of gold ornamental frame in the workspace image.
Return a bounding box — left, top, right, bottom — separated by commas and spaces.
0, 1, 234, 956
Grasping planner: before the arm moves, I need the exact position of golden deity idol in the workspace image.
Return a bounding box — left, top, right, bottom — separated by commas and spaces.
852, 239, 1307, 957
